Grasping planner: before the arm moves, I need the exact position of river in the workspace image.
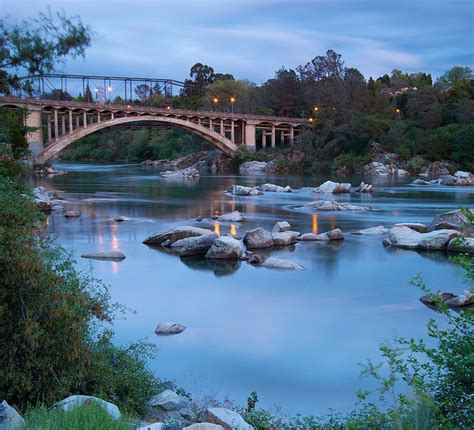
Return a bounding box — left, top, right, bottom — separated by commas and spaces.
33, 162, 473, 417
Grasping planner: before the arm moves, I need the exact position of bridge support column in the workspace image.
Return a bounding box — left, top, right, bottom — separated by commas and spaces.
271, 125, 276, 148
61, 113, 66, 137
54, 110, 59, 141
26, 107, 44, 157
111, 112, 114, 120
47, 115, 52, 142
75, 113, 80, 129
290, 126, 294, 145
83, 111, 87, 127
97, 112, 101, 123
231, 120, 235, 142
220, 119, 224, 136
244, 122, 256, 151
69, 111, 73, 134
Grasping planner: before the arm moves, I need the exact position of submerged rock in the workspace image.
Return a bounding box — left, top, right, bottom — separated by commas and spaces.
143, 226, 212, 245
260, 257, 304, 271
52, 395, 121, 420
255, 183, 292, 193
155, 323, 186, 336
213, 211, 244, 222
383, 226, 461, 250
206, 236, 244, 259
305, 200, 371, 211
243, 228, 274, 248
352, 226, 389, 235
313, 180, 351, 193
227, 185, 263, 196
207, 408, 253, 430
298, 228, 344, 241
113, 215, 133, 222
81, 251, 126, 261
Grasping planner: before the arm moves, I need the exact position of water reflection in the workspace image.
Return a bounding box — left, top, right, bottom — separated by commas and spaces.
312, 214, 318, 234
180, 255, 241, 276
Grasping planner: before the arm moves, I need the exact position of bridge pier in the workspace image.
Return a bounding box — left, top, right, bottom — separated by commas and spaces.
244, 122, 256, 150
26, 108, 44, 156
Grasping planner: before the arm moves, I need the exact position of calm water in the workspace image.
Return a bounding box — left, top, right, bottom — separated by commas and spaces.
34, 162, 473, 416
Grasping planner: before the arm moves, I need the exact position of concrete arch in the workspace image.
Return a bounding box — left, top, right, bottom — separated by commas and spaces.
37, 115, 239, 163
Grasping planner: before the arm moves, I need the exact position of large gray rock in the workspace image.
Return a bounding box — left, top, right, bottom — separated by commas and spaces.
431, 209, 473, 233
298, 228, 344, 241
364, 162, 407, 176
243, 228, 274, 248
352, 226, 388, 235
239, 161, 267, 175
255, 183, 292, 193
148, 390, 191, 422
411, 178, 441, 186
271, 231, 299, 245
356, 182, 373, 192
213, 211, 244, 222
394, 223, 428, 233
444, 171, 474, 186
383, 226, 461, 250
447, 237, 474, 253
0, 400, 24, 429
175, 233, 218, 257
420, 291, 473, 309
313, 180, 351, 193
52, 395, 121, 420
272, 221, 291, 232
143, 226, 212, 245
227, 185, 263, 196
206, 236, 244, 259
81, 251, 126, 261
155, 323, 186, 336
32, 186, 53, 211
260, 257, 304, 270
184, 423, 225, 430
419, 160, 455, 178
207, 407, 253, 430
305, 200, 371, 211
64, 210, 81, 218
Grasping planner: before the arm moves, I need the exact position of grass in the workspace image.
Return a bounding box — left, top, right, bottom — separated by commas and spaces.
22, 403, 133, 430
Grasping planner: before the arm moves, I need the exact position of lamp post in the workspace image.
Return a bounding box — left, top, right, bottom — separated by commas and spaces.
212, 97, 219, 112
230, 96, 235, 114
108, 86, 112, 103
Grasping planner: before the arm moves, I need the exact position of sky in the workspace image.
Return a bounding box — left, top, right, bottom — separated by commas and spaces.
1, 0, 473, 84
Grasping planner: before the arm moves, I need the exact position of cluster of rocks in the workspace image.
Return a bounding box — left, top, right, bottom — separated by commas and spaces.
304, 200, 371, 212
32, 186, 66, 212
227, 183, 292, 196
160, 167, 200, 179
363, 161, 408, 176
420, 291, 473, 309
411, 171, 474, 187
239, 160, 269, 175
306, 180, 373, 194
34, 165, 65, 176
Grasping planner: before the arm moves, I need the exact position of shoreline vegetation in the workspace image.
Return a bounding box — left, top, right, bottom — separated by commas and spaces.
0, 8, 472, 430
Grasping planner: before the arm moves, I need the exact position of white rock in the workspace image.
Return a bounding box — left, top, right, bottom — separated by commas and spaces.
260, 257, 304, 270
214, 211, 244, 222
155, 323, 186, 336
207, 407, 253, 430
81, 251, 126, 260
271, 231, 299, 245
352, 226, 389, 235
206, 236, 244, 259
174, 233, 218, 257
255, 183, 292, 193
52, 395, 121, 420
356, 182, 373, 192
184, 423, 224, 430
447, 237, 474, 253
0, 400, 25, 429
305, 200, 371, 211
383, 226, 461, 250
313, 180, 351, 193
298, 228, 344, 241
272, 221, 291, 232
394, 223, 428, 233
137, 423, 166, 430
160, 167, 199, 179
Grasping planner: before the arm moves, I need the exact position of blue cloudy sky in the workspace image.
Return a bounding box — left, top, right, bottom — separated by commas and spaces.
2, 0, 473, 83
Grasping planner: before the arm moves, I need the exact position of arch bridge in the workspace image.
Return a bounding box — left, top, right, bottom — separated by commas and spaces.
0, 96, 310, 164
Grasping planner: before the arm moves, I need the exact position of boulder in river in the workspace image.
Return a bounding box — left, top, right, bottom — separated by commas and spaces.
175, 233, 218, 257
272, 231, 299, 245
442, 171, 474, 186
298, 228, 344, 241
160, 167, 199, 179
356, 182, 373, 192
420, 291, 473, 309
239, 161, 268, 175
213, 211, 244, 222
32, 186, 53, 211
394, 223, 428, 233
260, 257, 304, 271
143, 226, 212, 245
52, 395, 121, 420
0, 400, 25, 429
272, 221, 291, 232
383, 226, 461, 250
305, 200, 371, 212
64, 210, 81, 218
313, 180, 351, 193
447, 237, 474, 253
227, 185, 263, 196
155, 323, 186, 336
430, 209, 473, 233
207, 407, 253, 430
206, 236, 244, 259
113, 215, 133, 222
411, 178, 441, 186
255, 183, 292, 193
352, 225, 389, 235
243, 228, 274, 248
81, 251, 126, 261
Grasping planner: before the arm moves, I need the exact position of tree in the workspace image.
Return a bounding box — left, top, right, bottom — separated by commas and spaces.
298, 49, 345, 81
42, 89, 73, 101
437, 66, 474, 88
84, 83, 93, 102
134, 84, 150, 102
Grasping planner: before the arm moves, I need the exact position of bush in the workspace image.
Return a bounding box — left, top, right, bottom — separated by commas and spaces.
0, 179, 160, 415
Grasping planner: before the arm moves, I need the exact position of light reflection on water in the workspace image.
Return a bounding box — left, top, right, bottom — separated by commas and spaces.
34, 162, 474, 416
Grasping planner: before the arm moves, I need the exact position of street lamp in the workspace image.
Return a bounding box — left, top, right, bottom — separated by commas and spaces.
230, 96, 235, 114
313, 106, 319, 112
166, 105, 171, 111
309, 117, 314, 123
212, 97, 219, 112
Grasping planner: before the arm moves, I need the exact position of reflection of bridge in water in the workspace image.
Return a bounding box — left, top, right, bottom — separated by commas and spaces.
0, 73, 310, 163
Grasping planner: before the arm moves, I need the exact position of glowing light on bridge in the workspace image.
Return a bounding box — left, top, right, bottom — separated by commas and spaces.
313, 106, 319, 112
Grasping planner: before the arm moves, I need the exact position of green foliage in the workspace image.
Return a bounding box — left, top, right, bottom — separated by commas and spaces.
235, 146, 269, 164
0, 179, 160, 415
23, 402, 131, 430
